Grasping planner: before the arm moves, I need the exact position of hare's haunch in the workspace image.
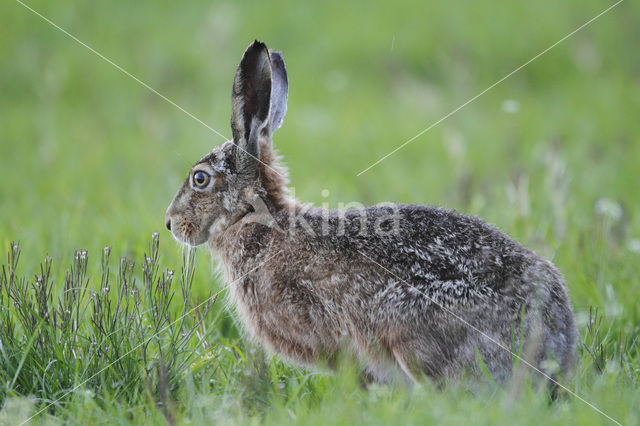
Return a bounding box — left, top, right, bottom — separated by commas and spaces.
166, 40, 577, 384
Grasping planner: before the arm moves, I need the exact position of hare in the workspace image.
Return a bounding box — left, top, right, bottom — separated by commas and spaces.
165, 40, 577, 385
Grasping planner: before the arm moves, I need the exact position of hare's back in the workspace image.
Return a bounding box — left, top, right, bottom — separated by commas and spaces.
294, 204, 540, 300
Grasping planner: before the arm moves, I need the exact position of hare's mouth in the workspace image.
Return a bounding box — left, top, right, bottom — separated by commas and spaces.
169, 220, 209, 247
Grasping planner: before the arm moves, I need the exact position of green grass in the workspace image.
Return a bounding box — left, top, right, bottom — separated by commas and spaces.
1, 0, 639, 424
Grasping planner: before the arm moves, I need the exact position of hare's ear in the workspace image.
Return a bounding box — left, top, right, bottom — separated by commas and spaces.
269, 51, 288, 133
231, 40, 272, 179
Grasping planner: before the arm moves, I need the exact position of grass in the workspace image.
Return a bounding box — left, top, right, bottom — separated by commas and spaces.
1, 0, 639, 424
0, 235, 218, 421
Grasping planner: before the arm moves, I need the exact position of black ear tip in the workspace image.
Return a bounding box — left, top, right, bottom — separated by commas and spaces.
247, 39, 268, 53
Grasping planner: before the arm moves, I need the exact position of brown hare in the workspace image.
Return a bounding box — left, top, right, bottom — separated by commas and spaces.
165, 40, 577, 385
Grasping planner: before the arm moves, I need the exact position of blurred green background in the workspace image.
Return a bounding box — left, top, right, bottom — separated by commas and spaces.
2, 0, 639, 309
1, 0, 639, 423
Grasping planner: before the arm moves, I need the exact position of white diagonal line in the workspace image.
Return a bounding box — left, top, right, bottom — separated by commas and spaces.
357, 0, 624, 176
14, 0, 285, 178
357, 249, 621, 426
19, 249, 281, 425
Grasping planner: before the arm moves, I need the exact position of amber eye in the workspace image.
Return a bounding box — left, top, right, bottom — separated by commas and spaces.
192, 170, 211, 188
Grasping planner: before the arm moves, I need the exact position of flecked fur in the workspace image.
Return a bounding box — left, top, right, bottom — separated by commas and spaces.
166, 40, 578, 385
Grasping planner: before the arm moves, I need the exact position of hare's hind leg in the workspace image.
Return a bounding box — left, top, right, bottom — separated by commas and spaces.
391, 347, 419, 385
358, 348, 417, 387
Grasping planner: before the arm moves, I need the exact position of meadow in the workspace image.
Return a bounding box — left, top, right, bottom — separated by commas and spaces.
1, 0, 639, 424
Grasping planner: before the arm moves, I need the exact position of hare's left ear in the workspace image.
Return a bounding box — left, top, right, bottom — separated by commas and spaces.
231, 40, 272, 180
268, 51, 288, 133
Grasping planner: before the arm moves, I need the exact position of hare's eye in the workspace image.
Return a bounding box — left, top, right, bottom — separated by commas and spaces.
192, 171, 211, 188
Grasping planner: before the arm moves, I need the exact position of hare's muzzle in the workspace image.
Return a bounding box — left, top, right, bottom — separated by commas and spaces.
164, 207, 175, 233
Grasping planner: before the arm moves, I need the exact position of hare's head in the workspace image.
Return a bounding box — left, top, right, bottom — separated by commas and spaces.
165, 40, 289, 246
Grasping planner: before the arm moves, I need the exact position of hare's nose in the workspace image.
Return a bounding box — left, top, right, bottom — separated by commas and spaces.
165, 219, 172, 231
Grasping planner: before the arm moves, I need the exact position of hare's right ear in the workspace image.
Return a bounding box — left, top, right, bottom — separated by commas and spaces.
231, 40, 272, 181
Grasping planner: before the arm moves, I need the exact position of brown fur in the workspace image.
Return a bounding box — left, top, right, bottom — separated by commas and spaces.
165, 41, 578, 385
